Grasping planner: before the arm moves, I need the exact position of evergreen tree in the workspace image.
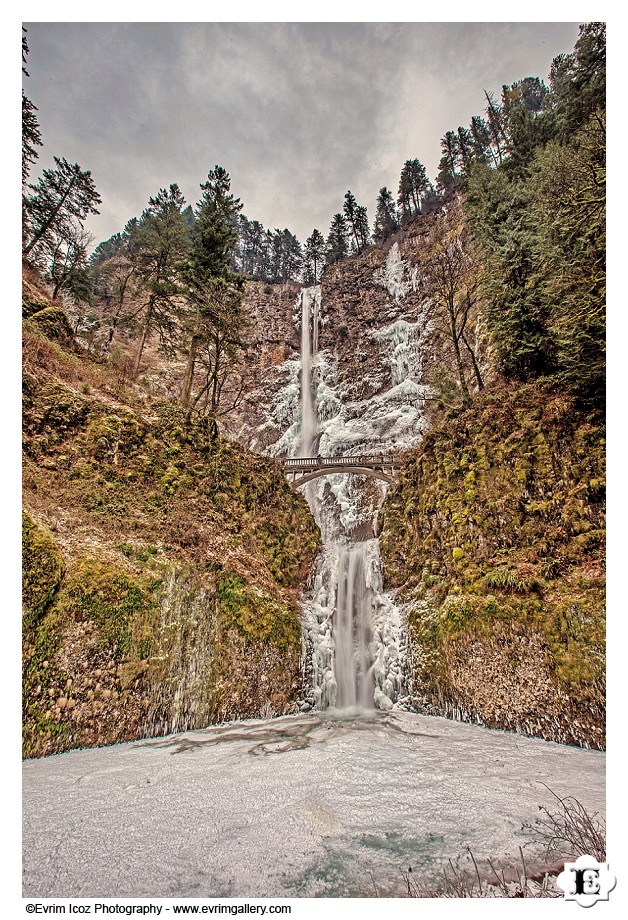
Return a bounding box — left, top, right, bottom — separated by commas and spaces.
466, 163, 555, 381
484, 91, 510, 165
236, 215, 266, 278
22, 29, 42, 186
437, 132, 459, 193
549, 22, 605, 135
373, 187, 399, 242
181, 167, 247, 414
44, 224, 93, 300
325, 213, 349, 265
469, 115, 493, 165
23, 157, 101, 260
303, 229, 326, 284
531, 111, 605, 403
187, 165, 242, 286
397, 159, 429, 219
343, 191, 370, 253
456, 126, 473, 172
130, 184, 191, 377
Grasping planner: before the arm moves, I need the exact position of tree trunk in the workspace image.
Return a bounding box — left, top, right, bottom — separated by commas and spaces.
133, 298, 155, 379
462, 333, 485, 391
23, 172, 78, 257
181, 332, 200, 407
449, 301, 471, 402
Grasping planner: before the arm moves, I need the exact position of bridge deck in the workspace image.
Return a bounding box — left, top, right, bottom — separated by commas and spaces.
283, 454, 398, 471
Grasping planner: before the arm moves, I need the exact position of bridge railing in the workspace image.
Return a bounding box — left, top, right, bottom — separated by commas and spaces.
283, 455, 398, 468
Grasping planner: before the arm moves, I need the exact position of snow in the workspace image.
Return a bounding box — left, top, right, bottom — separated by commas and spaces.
22, 710, 605, 898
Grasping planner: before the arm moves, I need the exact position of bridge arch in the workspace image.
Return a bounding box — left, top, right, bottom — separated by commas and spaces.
290, 466, 395, 487
283, 454, 398, 489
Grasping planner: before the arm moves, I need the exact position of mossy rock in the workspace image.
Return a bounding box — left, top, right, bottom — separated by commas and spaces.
216, 573, 299, 649
26, 305, 74, 341
22, 281, 51, 319
22, 511, 65, 630
55, 558, 158, 659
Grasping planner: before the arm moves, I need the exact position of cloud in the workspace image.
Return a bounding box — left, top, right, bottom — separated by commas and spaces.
23, 21, 581, 247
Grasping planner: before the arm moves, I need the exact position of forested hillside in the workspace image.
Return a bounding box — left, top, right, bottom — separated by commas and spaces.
22, 270, 319, 757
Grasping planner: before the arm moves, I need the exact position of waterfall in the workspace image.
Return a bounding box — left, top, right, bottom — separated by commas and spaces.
334, 543, 374, 709
257, 251, 432, 712
286, 272, 430, 713
298, 287, 320, 458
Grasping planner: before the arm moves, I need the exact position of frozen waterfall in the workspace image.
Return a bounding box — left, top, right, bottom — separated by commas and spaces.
334, 543, 374, 709
282, 265, 431, 713
258, 247, 432, 712
297, 286, 319, 458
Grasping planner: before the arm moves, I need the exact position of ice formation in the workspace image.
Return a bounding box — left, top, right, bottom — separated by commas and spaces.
263, 249, 432, 712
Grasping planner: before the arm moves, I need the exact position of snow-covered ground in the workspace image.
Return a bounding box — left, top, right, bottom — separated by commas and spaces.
23, 710, 605, 898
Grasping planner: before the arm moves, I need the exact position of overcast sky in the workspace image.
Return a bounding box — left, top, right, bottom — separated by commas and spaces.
22, 21, 582, 249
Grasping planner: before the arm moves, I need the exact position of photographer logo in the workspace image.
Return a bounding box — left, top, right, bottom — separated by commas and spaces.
556, 855, 616, 907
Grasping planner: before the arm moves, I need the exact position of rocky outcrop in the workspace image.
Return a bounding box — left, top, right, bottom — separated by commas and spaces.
380, 382, 605, 749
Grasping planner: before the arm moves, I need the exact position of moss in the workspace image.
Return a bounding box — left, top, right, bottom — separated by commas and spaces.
216, 573, 300, 649
22, 281, 52, 319
22, 607, 69, 759
26, 305, 74, 341
85, 411, 146, 461
22, 511, 65, 630
55, 558, 158, 659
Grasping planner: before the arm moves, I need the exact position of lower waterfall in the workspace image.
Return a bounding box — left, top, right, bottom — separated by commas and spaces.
334, 543, 373, 709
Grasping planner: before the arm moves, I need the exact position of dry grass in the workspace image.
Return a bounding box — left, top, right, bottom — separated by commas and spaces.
524, 784, 606, 862
373, 788, 605, 899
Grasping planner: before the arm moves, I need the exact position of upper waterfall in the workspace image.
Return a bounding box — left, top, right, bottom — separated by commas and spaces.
297, 286, 320, 458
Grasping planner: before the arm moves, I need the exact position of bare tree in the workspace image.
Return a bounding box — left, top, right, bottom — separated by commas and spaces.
180, 278, 249, 426
420, 208, 485, 403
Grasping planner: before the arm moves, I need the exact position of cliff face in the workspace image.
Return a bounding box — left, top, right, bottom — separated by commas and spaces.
229, 237, 430, 454
379, 382, 605, 749
22, 276, 320, 758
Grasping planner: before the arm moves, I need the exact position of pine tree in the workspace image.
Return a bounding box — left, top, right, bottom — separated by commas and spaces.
181, 167, 247, 414
129, 184, 191, 377
23, 157, 101, 260
373, 187, 399, 242
437, 132, 459, 194
484, 91, 510, 165
456, 126, 473, 172
303, 229, 326, 284
325, 213, 349, 265
22, 29, 42, 186
187, 165, 242, 286
549, 22, 605, 136
397, 159, 429, 219
469, 115, 493, 165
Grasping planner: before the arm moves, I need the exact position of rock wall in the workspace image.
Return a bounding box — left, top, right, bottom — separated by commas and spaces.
22, 281, 320, 758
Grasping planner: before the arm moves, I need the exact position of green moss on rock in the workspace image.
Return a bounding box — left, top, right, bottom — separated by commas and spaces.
26, 305, 74, 341
22, 511, 65, 630
216, 573, 300, 650
55, 558, 159, 660
381, 382, 605, 748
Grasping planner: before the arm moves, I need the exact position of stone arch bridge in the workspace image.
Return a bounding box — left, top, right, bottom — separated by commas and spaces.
283, 454, 399, 488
